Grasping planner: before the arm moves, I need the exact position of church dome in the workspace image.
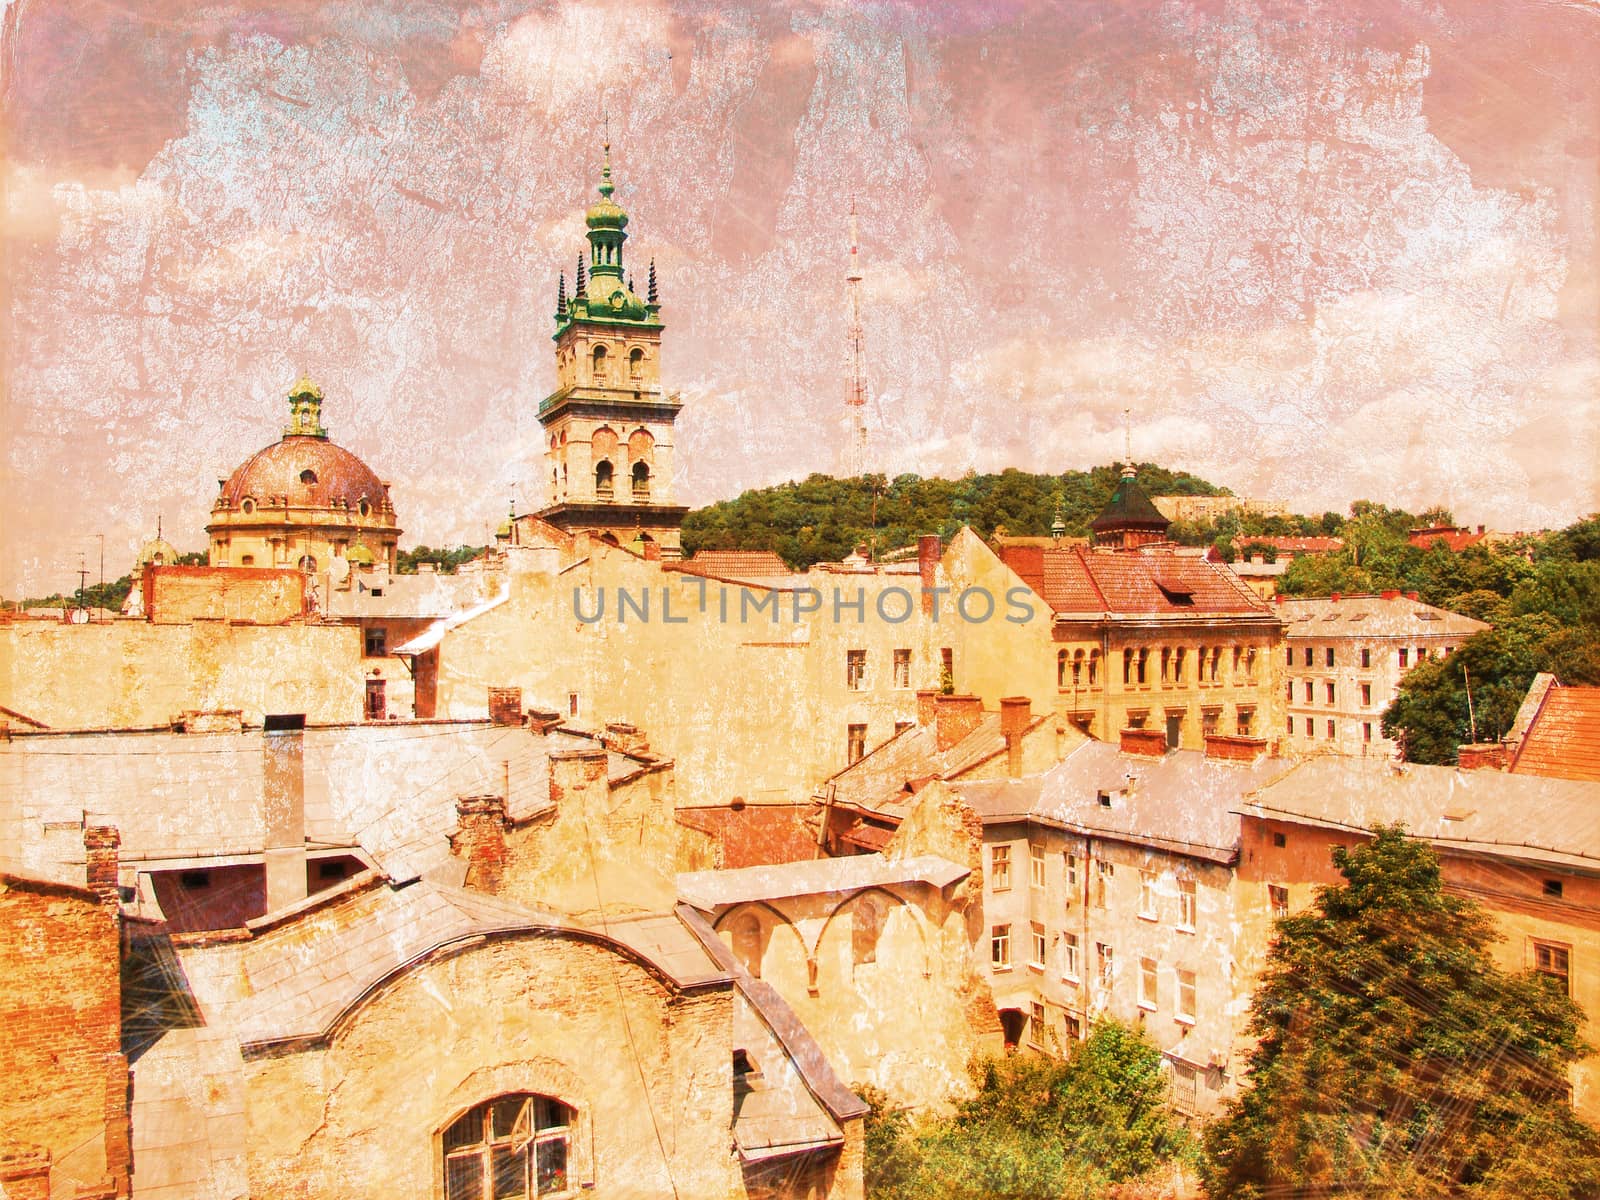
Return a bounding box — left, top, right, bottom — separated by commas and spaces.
136, 535, 180, 567
217, 437, 392, 516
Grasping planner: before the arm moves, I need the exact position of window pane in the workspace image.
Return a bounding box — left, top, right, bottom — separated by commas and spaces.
493, 1146, 529, 1199
493, 1097, 529, 1139
447, 1155, 484, 1200
536, 1138, 569, 1194
445, 1112, 482, 1153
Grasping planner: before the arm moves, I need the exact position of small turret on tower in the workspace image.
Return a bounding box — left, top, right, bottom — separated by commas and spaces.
284, 376, 328, 439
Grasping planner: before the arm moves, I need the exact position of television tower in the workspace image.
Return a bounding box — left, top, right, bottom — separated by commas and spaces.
843, 196, 869, 477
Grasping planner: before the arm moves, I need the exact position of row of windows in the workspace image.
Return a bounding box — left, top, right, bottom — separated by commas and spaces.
1058, 645, 1259, 691
1287, 680, 1375, 707
990, 846, 1199, 929
1123, 706, 1255, 738
1288, 644, 1457, 670
1288, 716, 1377, 742
990, 924, 1199, 1022
845, 647, 914, 690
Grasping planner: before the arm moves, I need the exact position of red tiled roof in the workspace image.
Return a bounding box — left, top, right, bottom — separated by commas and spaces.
1408, 526, 1487, 552
1253, 536, 1345, 555
1009, 546, 1269, 616
678, 550, 792, 578
1510, 687, 1600, 783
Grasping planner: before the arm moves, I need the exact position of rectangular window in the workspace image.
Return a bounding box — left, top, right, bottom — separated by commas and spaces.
1064, 852, 1078, 891
364, 626, 387, 657
1061, 932, 1080, 981
1325, 682, 1336, 704
846, 649, 867, 690
1030, 923, 1047, 970
1094, 859, 1113, 907
1065, 1013, 1081, 1043
1544, 879, 1564, 898
1030, 844, 1046, 889
1303, 647, 1313, 667
1269, 884, 1289, 919
1139, 870, 1157, 919
365, 678, 387, 721
847, 723, 867, 764
1096, 942, 1115, 989
892, 648, 911, 689
1363, 721, 1373, 743
1139, 957, 1158, 1010
1534, 942, 1571, 994
1029, 1001, 1047, 1050
1286, 646, 1294, 666
1204, 707, 1221, 735
991, 924, 1012, 970
991, 845, 1011, 891
568, 691, 580, 718
1326, 647, 1335, 668
1178, 878, 1197, 929
1360, 683, 1372, 706
1304, 717, 1314, 737
1177, 969, 1197, 1023
1303, 681, 1313, 703
940, 646, 954, 685
1236, 707, 1255, 737
1399, 648, 1409, 669
1326, 719, 1336, 740
1361, 647, 1372, 669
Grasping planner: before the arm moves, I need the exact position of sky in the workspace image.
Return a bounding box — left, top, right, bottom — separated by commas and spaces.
3, 0, 1597, 596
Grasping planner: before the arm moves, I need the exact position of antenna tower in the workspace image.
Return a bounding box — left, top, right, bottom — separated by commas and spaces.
844, 196, 869, 477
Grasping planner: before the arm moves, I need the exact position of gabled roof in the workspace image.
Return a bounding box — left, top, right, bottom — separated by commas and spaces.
1510, 686, 1600, 783
1005, 545, 1271, 617
1275, 594, 1489, 640
676, 550, 792, 581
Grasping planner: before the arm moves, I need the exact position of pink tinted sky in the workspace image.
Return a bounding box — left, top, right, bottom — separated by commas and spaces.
2, 0, 1597, 595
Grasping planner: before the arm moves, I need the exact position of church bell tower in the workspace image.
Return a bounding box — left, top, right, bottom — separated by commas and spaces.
534, 143, 686, 558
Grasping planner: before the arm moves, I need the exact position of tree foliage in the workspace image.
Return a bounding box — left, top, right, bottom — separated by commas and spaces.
680, 465, 1225, 570
861, 1021, 1195, 1200
396, 544, 487, 574
1204, 828, 1600, 1200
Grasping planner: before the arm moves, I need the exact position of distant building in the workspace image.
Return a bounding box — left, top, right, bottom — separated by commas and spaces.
206, 377, 401, 573
1408, 523, 1489, 552
1507, 678, 1600, 782
1275, 591, 1490, 757
1150, 495, 1288, 523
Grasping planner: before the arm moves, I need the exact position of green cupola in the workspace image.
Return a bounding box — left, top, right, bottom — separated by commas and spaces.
555, 144, 657, 336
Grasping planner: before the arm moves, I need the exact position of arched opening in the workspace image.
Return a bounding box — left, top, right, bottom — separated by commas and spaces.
594, 460, 614, 498
358, 498, 371, 518
442, 1093, 572, 1198
299, 469, 318, 485
852, 894, 883, 968
591, 344, 608, 385
297, 554, 317, 574
628, 348, 644, 380
241, 498, 256, 515
731, 912, 763, 978
631, 461, 650, 499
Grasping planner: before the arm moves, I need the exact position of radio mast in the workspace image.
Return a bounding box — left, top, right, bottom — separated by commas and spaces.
843, 196, 869, 477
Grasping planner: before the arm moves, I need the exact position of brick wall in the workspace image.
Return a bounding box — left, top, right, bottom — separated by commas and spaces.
0, 875, 129, 1198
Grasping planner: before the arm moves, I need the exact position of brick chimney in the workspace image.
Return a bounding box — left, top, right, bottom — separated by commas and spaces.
84, 826, 121, 910
526, 708, 564, 734
1456, 743, 1508, 772
1204, 733, 1269, 763
550, 746, 609, 811
1381, 589, 1400, 600
1119, 727, 1167, 758
262, 717, 308, 913
488, 686, 523, 726
918, 535, 940, 614
1404, 591, 1419, 601
999, 696, 1030, 777
916, 689, 940, 728
1274, 593, 1284, 605
934, 694, 985, 751
455, 795, 508, 893
1330, 592, 1341, 603
643, 541, 662, 562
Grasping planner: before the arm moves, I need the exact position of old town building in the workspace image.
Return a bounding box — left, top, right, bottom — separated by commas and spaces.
1276, 591, 1489, 758
205, 377, 401, 575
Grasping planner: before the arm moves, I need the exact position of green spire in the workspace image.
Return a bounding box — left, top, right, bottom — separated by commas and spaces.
553, 139, 660, 338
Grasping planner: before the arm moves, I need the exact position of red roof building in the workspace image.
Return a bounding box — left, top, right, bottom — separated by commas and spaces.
1509, 685, 1600, 783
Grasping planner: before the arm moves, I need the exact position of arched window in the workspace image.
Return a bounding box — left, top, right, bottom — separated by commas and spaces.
358, 498, 371, 518
1057, 649, 1068, 688
1087, 649, 1100, 686
1123, 649, 1134, 686
300, 469, 318, 485
591, 344, 608, 384
631, 461, 650, 499
443, 1094, 571, 1199
298, 554, 317, 574
1073, 649, 1085, 686
853, 895, 883, 967
629, 348, 644, 380
594, 460, 614, 498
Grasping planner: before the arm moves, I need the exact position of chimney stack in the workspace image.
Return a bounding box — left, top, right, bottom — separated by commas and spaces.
488, 686, 524, 726
934, 694, 985, 752
916, 689, 940, 728
84, 826, 121, 910
1119, 727, 1167, 758
1456, 743, 1508, 772
262, 716, 308, 913
999, 696, 1031, 777
918, 535, 940, 614
455, 795, 509, 893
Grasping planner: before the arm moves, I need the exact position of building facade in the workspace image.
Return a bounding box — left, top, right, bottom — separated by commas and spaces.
1277, 591, 1489, 757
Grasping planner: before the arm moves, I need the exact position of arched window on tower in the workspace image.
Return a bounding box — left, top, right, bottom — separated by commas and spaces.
297, 554, 317, 574
631, 461, 650, 499
591, 344, 608, 385
594, 460, 614, 499
629, 348, 644, 381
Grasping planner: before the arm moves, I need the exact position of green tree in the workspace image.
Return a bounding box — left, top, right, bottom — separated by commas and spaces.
1204, 828, 1600, 1199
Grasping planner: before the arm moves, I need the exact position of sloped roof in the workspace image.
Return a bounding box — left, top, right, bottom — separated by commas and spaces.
1276, 594, 1490, 640
953, 741, 1293, 864
1240, 756, 1600, 871
677, 550, 792, 580
1090, 471, 1170, 534
677, 853, 969, 911
1510, 686, 1600, 782
1009, 545, 1271, 617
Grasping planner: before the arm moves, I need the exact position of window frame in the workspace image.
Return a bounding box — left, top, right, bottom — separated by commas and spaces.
990, 844, 1012, 892
1176, 968, 1197, 1025
1030, 843, 1046, 889
1029, 922, 1047, 971
1138, 869, 1157, 920
1061, 931, 1080, 983
1533, 940, 1572, 995
845, 649, 867, 690
891, 648, 911, 690
991, 924, 1012, 971
441, 1093, 574, 1200
1177, 877, 1197, 931
1138, 956, 1158, 1011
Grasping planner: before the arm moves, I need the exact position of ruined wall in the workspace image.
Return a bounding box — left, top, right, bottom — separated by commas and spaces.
145, 567, 305, 624
243, 935, 738, 1199
0, 877, 129, 1199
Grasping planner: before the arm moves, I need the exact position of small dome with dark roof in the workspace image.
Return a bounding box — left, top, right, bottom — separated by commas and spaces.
1090, 464, 1171, 549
